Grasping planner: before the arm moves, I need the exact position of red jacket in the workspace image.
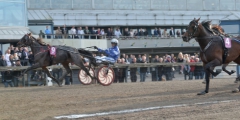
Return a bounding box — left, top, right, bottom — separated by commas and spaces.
190, 59, 195, 72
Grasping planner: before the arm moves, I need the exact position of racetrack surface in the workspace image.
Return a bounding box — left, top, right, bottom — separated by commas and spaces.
1, 79, 240, 120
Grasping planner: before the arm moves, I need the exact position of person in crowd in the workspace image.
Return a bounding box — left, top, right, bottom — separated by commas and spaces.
170, 53, 176, 78
169, 27, 175, 37
114, 28, 122, 38
0, 55, 7, 83
12, 60, 22, 87
70, 26, 76, 39
39, 30, 45, 39
144, 28, 148, 36
176, 30, 181, 37
153, 27, 158, 37
158, 58, 164, 81
189, 56, 195, 80
55, 26, 62, 39
5, 49, 11, 66
28, 51, 34, 66
13, 53, 19, 61
3, 70, 14, 87
90, 27, 97, 39
106, 28, 113, 39
139, 55, 148, 82
10, 45, 14, 54
45, 26, 51, 39
130, 57, 137, 82
124, 28, 130, 38
61, 24, 68, 39
164, 55, 173, 81
157, 28, 162, 37
77, 27, 84, 39
163, 28, 168, 37
113, 58, 121, 83
129, 29, 134, 38
21, 48, 29, 66
177, 52, 184, 74
183, 58, 190, 80
138, 28, 144, 36
118, 58, 126, 83
194, 58, 201, 80
17, 47, 23, 60
153, 55, 159, 80
100, 29, 105, 38
14, 47, 19, 54
84, 26, 90, 39
0, 49, 2, 57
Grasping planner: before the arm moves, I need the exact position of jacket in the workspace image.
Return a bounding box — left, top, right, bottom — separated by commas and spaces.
97, 46, 120, 61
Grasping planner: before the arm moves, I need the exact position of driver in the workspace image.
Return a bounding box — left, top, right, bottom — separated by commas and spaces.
94, 38, 120, 64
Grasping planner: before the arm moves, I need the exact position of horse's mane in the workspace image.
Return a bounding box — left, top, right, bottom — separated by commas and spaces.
201, 20, 227, 36
30, 35, 48, 46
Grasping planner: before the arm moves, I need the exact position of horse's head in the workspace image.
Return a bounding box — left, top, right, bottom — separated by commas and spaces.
17, 33, 33, 47
182, 18, 201, 42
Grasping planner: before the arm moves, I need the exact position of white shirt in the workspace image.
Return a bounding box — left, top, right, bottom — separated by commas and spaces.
5, 53, 11, 66
101, 30, 105, 35
77, 30, 84, 35
71, 28, 76, 35
115, 30, 122, 38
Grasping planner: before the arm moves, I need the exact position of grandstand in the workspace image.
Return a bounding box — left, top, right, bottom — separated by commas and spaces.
1, 0, 240, 56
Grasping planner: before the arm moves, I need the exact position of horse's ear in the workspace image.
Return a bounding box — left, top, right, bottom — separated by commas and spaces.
196, 17, 200, 22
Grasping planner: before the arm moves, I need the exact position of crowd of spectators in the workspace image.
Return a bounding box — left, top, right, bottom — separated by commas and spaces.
112, 52, 205, 83
39, 25, 186, 40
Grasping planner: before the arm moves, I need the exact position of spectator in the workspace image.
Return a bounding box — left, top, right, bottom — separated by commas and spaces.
139, 55, 148, 82
139, 28, 144, 36
0, 49, 2, 57
169, 27, 175, 37
154, 55, 159, 80
10, 45, 14, 55
84, 26, 90, 39
106, 28, 113, 38
177, 52, 184, 74
101, 29, 105, 35
77, 27, 84, 39
130, 57, 137, 82
163, 28, 168, 37
0, 55, 7, 66
194, 58, 201, 80
17, 47, 23, 60
28, 51, 34, 66
153, 27, 158, 37
39, 30, 45, 39
124, 28, 130, 37
61, 24, 68, 39
13, 53, 19, 61
12, 60, 22, 87
45, 26, 51, 39
157, 28, 162, 37
3, 71, 14, 87
21, 48, 29, 66
176, 30, 181, 37
189, 56, 195, 80
158, 58, 164, 81
114, 28, 122, 38
129, 29, 134, 38
118, 58, 126, 83
144, 29, 148, 36
164, 55, 173, 81
134, 31, 138, 37
55, 26, 62, 39
70, 26, 76, 39
183, 58, 190, 80
137, 54, 142, 62
14, 47, 19, 53
91, 27, 97, 39
5, 49, 11, 66
114, 58, 121, 83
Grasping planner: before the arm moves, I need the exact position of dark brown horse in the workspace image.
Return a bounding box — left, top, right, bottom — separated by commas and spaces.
17, 33, 96, 86
182, 18, 240, 95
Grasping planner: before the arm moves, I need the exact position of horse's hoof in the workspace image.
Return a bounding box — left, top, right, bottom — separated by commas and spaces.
197, 91, 208, 95
232, 88, 239, 93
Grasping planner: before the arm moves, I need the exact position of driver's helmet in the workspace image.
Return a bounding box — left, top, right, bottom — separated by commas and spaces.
111, 38, 118, 45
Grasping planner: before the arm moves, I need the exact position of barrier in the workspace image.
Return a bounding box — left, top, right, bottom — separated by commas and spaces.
0, 62, 238, 87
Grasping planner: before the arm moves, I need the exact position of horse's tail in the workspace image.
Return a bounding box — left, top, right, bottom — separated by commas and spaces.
78, 48, 97, 67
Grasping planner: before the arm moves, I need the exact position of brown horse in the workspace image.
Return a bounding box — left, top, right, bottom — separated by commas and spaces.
17, 33, 96, 86
182, 18, 240, 95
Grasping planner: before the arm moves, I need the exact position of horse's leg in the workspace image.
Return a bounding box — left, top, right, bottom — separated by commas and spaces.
42, 67, 61, 87
233, 58, 240, 83
222, 63, 236, 75
21, 63, 41, 76
59, 62, 72, 85
198, 70, 210, 95
204, 59, 222, 77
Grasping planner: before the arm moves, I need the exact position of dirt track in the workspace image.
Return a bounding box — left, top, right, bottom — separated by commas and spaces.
1, 79, 240, 120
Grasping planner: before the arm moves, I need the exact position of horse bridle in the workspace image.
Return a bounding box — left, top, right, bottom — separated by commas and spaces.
186, 20, 199, 39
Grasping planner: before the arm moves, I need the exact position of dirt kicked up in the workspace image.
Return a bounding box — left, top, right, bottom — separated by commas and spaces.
0, 79, 240, 120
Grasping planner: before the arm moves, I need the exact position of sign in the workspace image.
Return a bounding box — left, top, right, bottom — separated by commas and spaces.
50, 47, 56, 56
224, 38, 231, 48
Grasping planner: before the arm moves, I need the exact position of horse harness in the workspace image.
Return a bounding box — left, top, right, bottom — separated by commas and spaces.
195, 36, 229, 63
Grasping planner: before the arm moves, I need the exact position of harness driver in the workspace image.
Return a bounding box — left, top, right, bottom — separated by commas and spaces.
93, 38, 120, 64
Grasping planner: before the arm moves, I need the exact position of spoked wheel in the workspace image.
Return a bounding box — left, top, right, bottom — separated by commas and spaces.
78, 67, 95, 85
97, 66, 115, 86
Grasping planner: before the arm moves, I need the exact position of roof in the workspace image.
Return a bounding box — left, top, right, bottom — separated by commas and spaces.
0, 27, 37, 40
28, 10, 52, 20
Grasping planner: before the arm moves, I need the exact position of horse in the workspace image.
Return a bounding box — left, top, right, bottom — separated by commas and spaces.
17, 33, 96, 86
182, 18, 240, 95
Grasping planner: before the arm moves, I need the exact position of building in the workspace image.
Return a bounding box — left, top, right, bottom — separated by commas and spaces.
1, 0, 240, 57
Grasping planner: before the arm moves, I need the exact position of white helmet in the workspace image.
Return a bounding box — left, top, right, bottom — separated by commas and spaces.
111, 38, 119, 45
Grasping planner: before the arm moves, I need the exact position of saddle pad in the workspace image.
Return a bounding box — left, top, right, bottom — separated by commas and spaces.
50, 47, 57, 56
224, 38, 231, 48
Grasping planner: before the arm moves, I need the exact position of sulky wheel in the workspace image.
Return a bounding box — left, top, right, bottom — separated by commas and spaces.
97, 66, 115, 86
78, 67, 95, 85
